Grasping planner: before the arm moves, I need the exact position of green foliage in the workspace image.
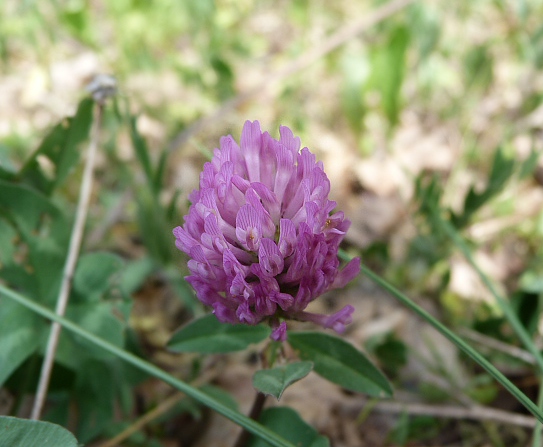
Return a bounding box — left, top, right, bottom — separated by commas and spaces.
168, 314, 271, 353
0, 180, 65, 242
135, 186, 176, 265
198, 384, 240, 412
341, 21, 411, 135
359, 264, 543, 423
368, 24, 410, 127
340, 47, 370, 135
520, 266, 543, 294
73, 252, 124, 301
0, 416, 79, 447
129, 116, 156, 194
0, 99, 143, 442
253, 362, 313, 400
128, 112, 180, 265
388, 414, 440, 446
0, 300, 42, 386
510, 290, 541, 336
530, 22, 543, 68
411, 146, 519, 273
0, 285, 297, 447
408, 4, 440, 62
368, 333, 408, 377
451, 147, 516, 228
288, 332, 392, 397
18, 98, 93, 196
248, 407, 330, 447
463, 45, 494, 91
465, 374, 498, 405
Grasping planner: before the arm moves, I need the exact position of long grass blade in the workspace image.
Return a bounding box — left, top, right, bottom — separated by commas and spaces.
0, 284, 295, 447
353, 263, 543, 423
438, 216, 543, 373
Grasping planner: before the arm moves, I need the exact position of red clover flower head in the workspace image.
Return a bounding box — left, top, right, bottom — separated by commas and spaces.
173, 121, 360, 341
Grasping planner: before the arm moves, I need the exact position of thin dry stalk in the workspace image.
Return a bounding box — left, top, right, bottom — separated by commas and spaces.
98, 370, 218, 447
459, 328, 536, 365
369, 400, 538, 429
30, 103, 104, 420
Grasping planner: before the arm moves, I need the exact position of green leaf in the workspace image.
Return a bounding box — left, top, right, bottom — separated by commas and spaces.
55, 302, 125, 369
164, 384, 240, 424
19, 98, 93, 195
168, 314, 271, 353
340, 47, 370, 134
454, 147, 515, 228
288, 332, 392, 397
119, 256, 156, 297
247, 407, 329, 447
372, 334, 408, 376
520, 269, 543, 293
0, 416, 78, 447
135, 186, 175, 264
153, 149, 169, 194
27, 235, 66, 306
129, 116, 155, 193
0, 299, 43, 386
253, 362, 313, 400
0, 217, 17, 265
388, 410, 410, 445
210, 55, 235, 100
199, 384, 239, 411
73, 252, 124, 300
74, 360, 116, 442
0, 180, 61, 239
408, 4, 440, 61
463, 44, 493, 90
369, 25, 410, 127
511, 290, 540, 336
519, 149, 540, 179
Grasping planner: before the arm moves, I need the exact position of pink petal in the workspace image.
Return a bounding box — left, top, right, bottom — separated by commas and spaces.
331, 257, 361, 289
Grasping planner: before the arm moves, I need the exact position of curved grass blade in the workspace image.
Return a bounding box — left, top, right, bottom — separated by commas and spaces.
355, 262, 543, 423
0, 284, 295, 447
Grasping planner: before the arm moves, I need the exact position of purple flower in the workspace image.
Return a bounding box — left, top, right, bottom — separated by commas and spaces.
173, 121, 360, 340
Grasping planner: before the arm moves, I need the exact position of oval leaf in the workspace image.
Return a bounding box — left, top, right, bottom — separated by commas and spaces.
168, 314, 271, 353
0, 416, 78, 447
288, 332, 392, 397
253, 361, 313, 400
248, 407, 329, 447
0, 300, 42, 386
73, 252, 124, 299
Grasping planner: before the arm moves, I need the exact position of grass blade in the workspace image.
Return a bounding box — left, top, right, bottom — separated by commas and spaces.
438, 216, 543, 374
351, 262, 543, 423
0, 284, 295, 447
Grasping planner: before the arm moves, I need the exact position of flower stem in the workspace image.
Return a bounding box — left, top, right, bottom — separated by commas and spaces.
233, 392, 268, 447
30, 102, 103, 420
